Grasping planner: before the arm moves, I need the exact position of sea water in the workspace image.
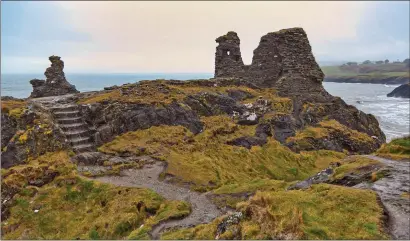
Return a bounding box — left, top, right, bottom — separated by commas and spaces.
323, 82, 409, 141
1, 73, 408, 141
0, 73, 214, 98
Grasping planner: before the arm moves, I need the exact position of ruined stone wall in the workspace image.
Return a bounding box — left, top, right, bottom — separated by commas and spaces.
214, 28, 324, 87
214, 31, 245, 78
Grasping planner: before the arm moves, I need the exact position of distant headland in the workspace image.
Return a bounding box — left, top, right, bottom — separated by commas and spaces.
322, 59, 410, 84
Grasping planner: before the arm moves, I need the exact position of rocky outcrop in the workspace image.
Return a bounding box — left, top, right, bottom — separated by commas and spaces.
214, 28, 386, 145
79, 101, 203, 146
29, 56, 79, 98
0, 96, 84, 169
1, 114, 17, 150
0, 107, 67, 169
387, 83, 410, 98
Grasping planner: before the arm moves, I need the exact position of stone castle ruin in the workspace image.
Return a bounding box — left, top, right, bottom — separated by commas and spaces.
214, 28, 325, 93
29, 55, 79, 98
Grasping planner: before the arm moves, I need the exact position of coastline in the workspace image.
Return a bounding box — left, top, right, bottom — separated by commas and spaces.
324, 76, 409, 85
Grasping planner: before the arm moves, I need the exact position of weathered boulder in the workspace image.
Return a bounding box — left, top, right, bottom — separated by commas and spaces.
29, 55, 79, 98
387, 83, 410, 98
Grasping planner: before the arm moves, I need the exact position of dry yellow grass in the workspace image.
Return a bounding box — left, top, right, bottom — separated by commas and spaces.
376, 136, 410, 161
1, 99, 27, 118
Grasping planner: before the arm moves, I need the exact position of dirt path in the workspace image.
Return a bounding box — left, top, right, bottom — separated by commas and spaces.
90, 161, 223, 239
356, 155, 410, 240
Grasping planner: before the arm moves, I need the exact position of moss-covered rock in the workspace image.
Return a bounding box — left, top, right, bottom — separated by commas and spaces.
286, 120, 380, 154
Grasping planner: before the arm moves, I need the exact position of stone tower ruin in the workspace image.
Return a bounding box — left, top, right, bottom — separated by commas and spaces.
214, 28, 324, 89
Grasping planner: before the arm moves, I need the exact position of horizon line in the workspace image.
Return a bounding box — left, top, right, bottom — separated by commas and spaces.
1, 72, 215, 75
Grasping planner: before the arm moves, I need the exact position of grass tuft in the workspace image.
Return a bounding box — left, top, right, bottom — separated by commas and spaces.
376, 136, 410, 161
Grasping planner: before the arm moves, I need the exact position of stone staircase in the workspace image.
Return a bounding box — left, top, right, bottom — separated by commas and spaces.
50, 104, 95, 153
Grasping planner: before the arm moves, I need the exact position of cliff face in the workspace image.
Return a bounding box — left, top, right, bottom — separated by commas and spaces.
29, 56, 79, 98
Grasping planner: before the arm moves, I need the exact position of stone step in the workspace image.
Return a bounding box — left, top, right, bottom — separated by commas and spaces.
73, 143, 95, 153
50, 105, 78, 113
64, 129, 91, 139
59, 123, 88, 131
57, 117, 83, 125
69, 136, 92, 146
53, 110, 80, 119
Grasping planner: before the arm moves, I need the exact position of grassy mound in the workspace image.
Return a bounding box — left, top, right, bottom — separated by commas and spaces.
376, 136, 410, 161
162, 184, 388, 240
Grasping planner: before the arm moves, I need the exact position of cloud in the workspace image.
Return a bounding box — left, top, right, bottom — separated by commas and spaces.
56, 1, 367, 72
3, 1, 408, 73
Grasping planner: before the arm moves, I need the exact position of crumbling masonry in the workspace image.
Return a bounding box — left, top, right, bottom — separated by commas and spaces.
214, 28, 325, 91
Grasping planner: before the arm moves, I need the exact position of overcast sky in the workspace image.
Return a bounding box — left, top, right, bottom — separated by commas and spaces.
1, 1, 409, 73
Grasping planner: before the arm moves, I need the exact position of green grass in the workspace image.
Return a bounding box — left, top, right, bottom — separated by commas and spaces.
376, 136, 410, 161
163, 184, 389, 240
98, 116, 346, 191
332, 156, 382, 180
1, 152, 191, 240
212, 179, 288, 195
